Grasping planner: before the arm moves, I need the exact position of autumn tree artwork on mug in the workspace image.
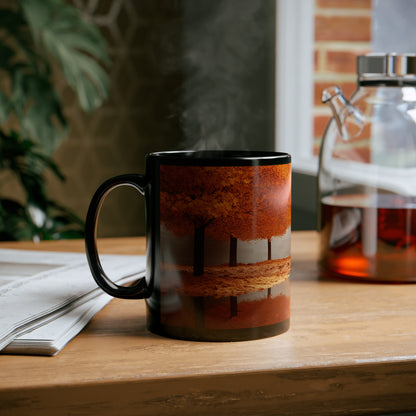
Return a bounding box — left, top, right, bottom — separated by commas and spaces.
159, 164, 291, 332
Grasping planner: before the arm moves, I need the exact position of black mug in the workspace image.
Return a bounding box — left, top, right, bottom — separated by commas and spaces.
85, 150, 291, 341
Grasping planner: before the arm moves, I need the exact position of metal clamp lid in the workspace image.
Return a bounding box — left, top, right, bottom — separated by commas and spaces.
357, 53, 416, 83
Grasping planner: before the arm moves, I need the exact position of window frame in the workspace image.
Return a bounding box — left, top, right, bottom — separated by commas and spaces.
275, 0, 317, 175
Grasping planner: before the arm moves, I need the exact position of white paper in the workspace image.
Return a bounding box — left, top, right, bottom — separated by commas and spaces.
0, 249, 146, 356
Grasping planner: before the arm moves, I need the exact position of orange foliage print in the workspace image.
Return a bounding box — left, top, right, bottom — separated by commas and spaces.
159, 164, 291, 332
159, 164, 291, 241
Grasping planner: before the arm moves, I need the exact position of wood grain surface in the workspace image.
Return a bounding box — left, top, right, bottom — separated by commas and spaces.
1, 231, 416, 415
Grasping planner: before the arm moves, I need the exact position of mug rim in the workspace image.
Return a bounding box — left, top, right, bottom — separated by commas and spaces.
147, 150, 291, 166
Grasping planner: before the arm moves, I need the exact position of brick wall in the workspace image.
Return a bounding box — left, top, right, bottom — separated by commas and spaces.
313, 0, 372, 155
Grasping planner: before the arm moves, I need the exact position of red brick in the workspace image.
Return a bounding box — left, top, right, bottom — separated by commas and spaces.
314, 119, 372, 161
314, 115, 332, 139
358, 123, 371, 140
315, 15, 371, 42
326, 51, 360, 74
317, 0, 372, 9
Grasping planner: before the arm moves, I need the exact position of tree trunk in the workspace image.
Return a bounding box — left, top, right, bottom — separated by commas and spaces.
267, 239, 272, 297
229, 235, 237, 267
230, 296, 238, 317
229, 235, 238, 317
193, 224, 206, 328
193, 224, 205, 276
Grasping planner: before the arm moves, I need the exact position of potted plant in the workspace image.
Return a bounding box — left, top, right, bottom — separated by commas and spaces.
0, 0, 109, 240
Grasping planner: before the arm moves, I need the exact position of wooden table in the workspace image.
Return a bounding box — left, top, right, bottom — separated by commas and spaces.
1, 231, 416, 416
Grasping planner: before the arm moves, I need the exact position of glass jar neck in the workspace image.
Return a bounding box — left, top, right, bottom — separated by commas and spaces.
359, 76, 416, 87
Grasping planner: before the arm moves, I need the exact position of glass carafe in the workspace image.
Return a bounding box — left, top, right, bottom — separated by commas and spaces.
319, 53, 416, 282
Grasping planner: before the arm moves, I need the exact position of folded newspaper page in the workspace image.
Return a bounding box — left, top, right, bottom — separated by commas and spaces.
0, 249, 145, 356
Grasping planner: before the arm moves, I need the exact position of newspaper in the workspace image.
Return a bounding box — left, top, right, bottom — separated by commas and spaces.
0, 249, 145, 356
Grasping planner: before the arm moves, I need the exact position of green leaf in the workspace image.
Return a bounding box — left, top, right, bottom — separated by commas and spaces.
0, 0, 105, 241
63, 53, 109, 110
0, 9, 42, 71
0, 9, 26, 43
0, 91, 10, 123
11, 71, 68, 154
19, 0, 110, 113
0, 44, 15, 70
0, 130, 65, 207
0, 198, 33, 241
0, 9, 25, 29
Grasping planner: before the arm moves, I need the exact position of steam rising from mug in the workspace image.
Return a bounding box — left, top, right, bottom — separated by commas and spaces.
178, 0, 274, 150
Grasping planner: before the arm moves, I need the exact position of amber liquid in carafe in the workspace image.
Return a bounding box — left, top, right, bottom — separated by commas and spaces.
320, 194, 416, 282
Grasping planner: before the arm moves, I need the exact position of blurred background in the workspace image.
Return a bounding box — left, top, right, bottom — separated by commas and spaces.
46, 0, 275, 238
1, 0, 412, 240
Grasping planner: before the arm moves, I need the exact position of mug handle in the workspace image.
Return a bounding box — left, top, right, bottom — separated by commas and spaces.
85, 174, 151, 299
